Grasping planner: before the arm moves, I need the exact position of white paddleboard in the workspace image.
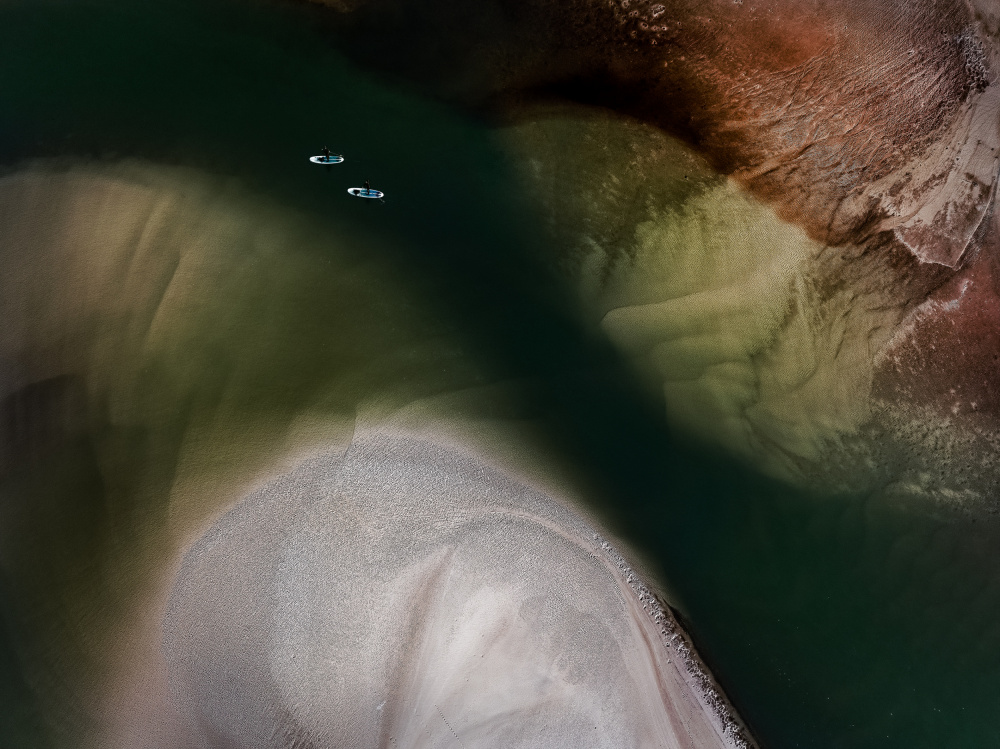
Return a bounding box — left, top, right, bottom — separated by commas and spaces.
310, 155, 344, 164
348, 187, 384, 199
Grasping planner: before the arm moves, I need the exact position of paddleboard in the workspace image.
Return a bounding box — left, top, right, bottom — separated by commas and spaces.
348, 187, 384, 199
310, 155, 344, 164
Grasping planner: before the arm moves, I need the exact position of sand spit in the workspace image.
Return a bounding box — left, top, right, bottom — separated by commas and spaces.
164, 432, 756, 749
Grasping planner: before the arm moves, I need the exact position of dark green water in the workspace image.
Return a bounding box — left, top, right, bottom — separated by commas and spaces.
1, 1, 999, 747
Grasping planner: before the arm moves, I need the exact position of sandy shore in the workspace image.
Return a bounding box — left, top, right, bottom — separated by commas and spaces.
163, 431, 756, 749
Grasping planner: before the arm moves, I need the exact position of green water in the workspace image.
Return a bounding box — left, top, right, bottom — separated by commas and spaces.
1, 1, 999, 747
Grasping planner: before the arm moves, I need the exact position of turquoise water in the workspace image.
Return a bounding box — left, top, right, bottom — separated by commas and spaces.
1, 1, 999, 747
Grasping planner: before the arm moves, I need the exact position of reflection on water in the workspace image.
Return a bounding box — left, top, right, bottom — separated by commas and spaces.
1, 1, 1000, 747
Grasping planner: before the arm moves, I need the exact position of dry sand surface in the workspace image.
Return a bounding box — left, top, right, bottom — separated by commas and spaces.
164, 431, 755, 749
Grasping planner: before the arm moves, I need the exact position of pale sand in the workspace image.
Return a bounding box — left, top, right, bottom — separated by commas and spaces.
163, 431, 756, 749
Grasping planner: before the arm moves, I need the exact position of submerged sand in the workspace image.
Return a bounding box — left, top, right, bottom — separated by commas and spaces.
0, 161, 757, 748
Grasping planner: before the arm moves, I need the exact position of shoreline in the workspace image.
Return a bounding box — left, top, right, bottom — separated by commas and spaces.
159, 430, 762, 748
592, 532, 758, 749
